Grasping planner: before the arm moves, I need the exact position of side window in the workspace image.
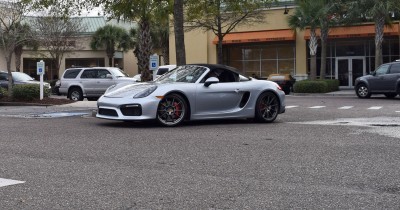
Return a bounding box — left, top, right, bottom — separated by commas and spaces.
0, 73, 7, 81
389, 64, 400, 74
157, 68, 168, 75
375, 65, 389, 76
97, 70, 111, 78
80, 70, 97, 78
63, 69, 82, 79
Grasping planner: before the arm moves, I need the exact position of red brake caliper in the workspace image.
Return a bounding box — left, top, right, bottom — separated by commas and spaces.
174, 102, 182, 118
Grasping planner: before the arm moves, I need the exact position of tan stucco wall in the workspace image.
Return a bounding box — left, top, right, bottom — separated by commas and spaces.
169, 6, 308, 78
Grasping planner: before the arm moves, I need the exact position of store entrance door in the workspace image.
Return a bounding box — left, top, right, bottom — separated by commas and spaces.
335, 57, 366, 88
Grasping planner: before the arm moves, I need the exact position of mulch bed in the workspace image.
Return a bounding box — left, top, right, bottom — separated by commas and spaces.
0, 96, 74, 106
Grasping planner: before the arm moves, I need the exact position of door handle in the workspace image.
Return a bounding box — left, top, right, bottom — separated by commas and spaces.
235, 89, 240, 93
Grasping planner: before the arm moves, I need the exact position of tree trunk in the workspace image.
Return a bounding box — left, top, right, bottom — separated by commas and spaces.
6, 51, 13, 96
138, 18, 152, 81
174, 0, 186, 65
320, 27, 328, 80
309, 30, 318, 80
375, 17, 385, 69
14, 46, 23, 72
216, 13, 223, 64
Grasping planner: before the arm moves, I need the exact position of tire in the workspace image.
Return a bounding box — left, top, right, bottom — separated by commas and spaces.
384, 93, 397, 98
255, 92, 280, 123
69, 87, 83, 101
355, 84, 371, 99
156, 93, 187, 127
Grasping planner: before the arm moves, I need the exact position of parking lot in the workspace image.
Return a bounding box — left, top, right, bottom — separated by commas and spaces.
0, 94, 400, 209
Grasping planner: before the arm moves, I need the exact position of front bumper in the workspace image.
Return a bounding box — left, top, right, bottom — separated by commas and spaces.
96, 95, 161, 121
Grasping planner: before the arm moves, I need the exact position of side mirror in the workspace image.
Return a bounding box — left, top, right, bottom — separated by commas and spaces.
106, 74, 113, 79
204, 77, 219, 87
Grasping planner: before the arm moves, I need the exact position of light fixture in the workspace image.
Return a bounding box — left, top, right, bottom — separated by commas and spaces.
284, 5, 289, 15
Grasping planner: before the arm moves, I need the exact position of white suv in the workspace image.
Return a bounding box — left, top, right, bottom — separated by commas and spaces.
59, 67, 137, 101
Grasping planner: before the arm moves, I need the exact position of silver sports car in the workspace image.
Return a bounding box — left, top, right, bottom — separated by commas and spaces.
96, 64, 285, 126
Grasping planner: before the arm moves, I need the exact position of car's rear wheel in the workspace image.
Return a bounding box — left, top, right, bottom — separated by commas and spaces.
69, 88, 83, 101
156, 93, 187, 127
356, 84, 371, 98
384, 93, 397, 98
255, 92, 280, 123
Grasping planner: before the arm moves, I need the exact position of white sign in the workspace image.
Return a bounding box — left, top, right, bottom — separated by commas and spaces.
37, 60, 45, 100
37, 60, 45, 75
149, 54, 159, 71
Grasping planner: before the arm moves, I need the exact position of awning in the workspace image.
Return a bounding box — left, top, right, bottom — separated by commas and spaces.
213, 29, 295, 44
304, 23, 400, 39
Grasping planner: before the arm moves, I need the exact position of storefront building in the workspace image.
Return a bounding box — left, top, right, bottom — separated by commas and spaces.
169, 3, 400, 88
0, 17, 139, 80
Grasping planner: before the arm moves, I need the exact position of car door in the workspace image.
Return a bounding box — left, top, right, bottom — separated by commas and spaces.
368, 64, 390, 92
385, 63, 400, 92
79, 69, 98, 95
95, 69, 116, 95
194, 81, 244, 117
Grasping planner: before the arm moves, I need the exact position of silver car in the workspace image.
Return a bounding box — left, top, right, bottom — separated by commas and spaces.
59, 67, 137, 101
97, 64, 286, 126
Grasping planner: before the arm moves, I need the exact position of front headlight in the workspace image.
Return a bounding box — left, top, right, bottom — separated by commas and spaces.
133, 86, 157, 98
105, 84, 117, 94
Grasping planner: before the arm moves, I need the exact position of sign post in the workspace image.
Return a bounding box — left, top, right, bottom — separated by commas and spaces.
36, 60, 45, 100
149, 54, 159, 81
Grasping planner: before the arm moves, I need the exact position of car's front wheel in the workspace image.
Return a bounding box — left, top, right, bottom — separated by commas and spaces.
69, 87, 83, 101
356, 84, 371, 98
384, 93, 397, 98
156, 93, 187, 127
255, 92, 280, 123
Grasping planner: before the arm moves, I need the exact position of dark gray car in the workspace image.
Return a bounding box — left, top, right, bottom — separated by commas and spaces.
354, 61, 400, 98
0, 71, 51, 90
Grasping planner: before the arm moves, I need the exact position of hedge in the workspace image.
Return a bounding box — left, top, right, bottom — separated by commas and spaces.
293, 79, 339, 93
0, 87, 6, 99
12, 84, 50, 101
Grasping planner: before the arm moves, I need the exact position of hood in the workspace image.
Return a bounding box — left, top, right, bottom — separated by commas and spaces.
104, 82, 156, 98
15, 80, 51, 87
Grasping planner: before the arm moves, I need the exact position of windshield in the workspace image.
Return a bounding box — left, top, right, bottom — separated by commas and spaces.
109, 68, 129, 77
12, 72, 34, 81
156, 65, 207, 83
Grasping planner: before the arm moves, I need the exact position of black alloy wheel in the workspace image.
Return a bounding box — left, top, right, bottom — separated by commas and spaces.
255, 92, 280, 123
156, 93, 187, 126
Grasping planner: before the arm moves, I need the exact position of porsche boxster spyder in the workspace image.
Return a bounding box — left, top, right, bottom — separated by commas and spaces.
96, 64, 285, 126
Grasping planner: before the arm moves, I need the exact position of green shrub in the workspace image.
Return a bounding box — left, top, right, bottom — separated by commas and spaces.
293, 80, 329, 93
12, 84, 50, 101
318, 79, 340, 92
293, 79, 340, 93
0, 87, 7, 99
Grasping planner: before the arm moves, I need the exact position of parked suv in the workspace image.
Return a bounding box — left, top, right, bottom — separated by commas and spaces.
354, 61, 400, 98
59, 67, 137, 101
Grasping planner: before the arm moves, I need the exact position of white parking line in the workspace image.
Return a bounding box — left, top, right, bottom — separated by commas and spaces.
338, 106, 354, 109
286, 106, 299, 109
0, 178, 25, 187
309, 106, 326, 109
368, 106, 382, 110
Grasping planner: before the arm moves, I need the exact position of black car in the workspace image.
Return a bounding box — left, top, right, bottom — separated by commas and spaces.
267, 74, 296, 95
354, 61, 400, 98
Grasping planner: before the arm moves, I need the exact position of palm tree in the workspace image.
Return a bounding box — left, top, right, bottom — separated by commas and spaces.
288, 0, 326, 80
90, 24, 133, 67
343, 0, 400, 68
173, 0, 186, 65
